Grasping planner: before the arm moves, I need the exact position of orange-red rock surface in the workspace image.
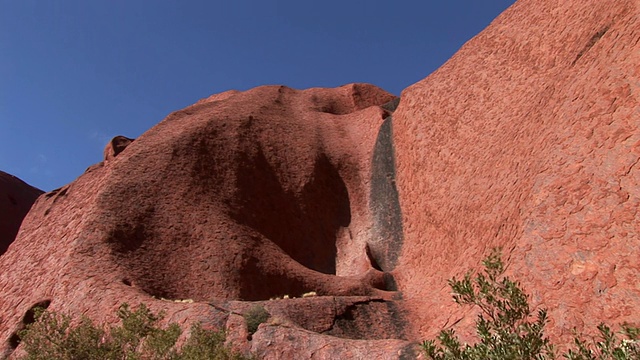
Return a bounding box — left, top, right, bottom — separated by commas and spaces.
1, 0, 640, 358
0, 84, 417, 359
0, 171, 42, 256
392, 0, 640, 343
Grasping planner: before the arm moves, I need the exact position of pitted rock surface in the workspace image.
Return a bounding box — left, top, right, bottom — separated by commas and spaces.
391, 0, 640, 343
2, 0, 640, 357
0, 84, 411, 358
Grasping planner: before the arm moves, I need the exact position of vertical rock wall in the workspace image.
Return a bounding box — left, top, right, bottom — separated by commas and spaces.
392, 0, 640, 340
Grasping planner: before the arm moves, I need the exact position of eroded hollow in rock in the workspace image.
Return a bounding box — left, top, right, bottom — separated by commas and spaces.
323, 300, 406, 340
8, 300, 52, 351
97, 85, 398, 303
105, 149, 355, 302
231, 150, 350, 275
274, 297, 407, 340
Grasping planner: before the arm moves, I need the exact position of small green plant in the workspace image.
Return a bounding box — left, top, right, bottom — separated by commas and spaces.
243, 305, 269, 336
179, 323, 248, 360
17, 303, 251, 360
110, 303, 182, 358
422, 248, 553, 360
563, 323, 639, 360
422, 249, 640, 360
17, 306, 113, 360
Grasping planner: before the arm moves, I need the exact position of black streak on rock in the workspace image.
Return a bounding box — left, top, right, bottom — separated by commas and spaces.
369, 114, 403, 272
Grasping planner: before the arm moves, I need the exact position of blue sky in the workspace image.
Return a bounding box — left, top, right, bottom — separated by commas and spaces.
0, 1, 515, 191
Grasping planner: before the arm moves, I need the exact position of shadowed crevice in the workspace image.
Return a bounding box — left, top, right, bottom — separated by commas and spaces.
572, 25, 610, 65
7, 300, 52, 352
369, 115, 404, 272
323, 299, 407, 340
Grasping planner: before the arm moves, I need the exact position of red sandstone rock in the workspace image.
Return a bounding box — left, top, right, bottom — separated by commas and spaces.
0, 84, 410, 358
391, 0, 640, 344
2, 0, 639, 357
103, 135, 134, 162
0, 171, 42, 256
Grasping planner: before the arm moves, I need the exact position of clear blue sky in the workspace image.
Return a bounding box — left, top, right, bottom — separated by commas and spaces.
1, 1, 515, 191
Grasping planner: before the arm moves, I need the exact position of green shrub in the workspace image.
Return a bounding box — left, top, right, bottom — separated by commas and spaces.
243, 305, 269, 336
179, 322, 247, 360
422, 249, 639, 360
17, 307, 113, 360
16, 303, 251, 360
563, 323, 639, 360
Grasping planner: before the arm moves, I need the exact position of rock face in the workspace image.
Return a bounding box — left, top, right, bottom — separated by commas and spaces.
103, 135, 134, 162
0, 171, 42, 256
2, 0, 640, 357
0, 84, 420, 359
391, 0, 640, 342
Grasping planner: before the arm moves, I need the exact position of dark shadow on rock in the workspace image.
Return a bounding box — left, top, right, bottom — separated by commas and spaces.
231, 147, 350, 275
323, 299, 407, 340
237, 248, 311, 301
107, 222, 148, 253
369, 115, 404, 272
7, 300, 52, 354
0, 171, 43, 256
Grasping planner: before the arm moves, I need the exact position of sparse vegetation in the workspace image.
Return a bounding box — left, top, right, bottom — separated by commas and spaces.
563, 324, 640, 360
243, 305, 269, 336
13, 251, 640, 359
422, 249, 640, 360
16, 303, 251, 360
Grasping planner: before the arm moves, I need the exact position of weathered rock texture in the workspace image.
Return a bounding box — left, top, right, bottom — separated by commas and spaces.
103, 135, 134, 162
0, 84, 420, 359
391, 0, 640, 343
0, 171, 42, 256
2, 0, 640, 357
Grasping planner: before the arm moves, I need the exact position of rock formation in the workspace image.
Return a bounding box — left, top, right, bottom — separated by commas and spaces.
1, 0, 639, 358
391, 0, 640, 343
0, 171, 42, 256
0, 84, 417, 359
103, 135, 134, 162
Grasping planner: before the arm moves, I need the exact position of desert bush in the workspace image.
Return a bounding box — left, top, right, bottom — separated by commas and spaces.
17, 306, 112, 360
563, 323, 639, 360
177, 322, 248, 360
16, 303, 251, 360
422, 249, 639, 360
243, 305, 269, 336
